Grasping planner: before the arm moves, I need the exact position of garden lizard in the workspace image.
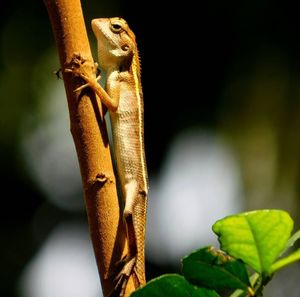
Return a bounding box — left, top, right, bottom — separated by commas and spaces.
66, 18, 148, 296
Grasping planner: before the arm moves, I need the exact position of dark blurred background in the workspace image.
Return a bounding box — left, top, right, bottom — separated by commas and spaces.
1, 0, 300, 296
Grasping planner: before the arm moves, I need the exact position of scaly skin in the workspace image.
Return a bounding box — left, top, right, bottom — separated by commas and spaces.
67, 18, 148, 296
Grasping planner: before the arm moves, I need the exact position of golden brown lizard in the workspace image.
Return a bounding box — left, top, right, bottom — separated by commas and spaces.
66, 17, 148, 296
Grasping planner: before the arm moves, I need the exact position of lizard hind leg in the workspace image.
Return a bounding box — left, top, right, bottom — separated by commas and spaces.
123, 180, 139, 255
122, 180, 141, 282
109, 180, 141, 296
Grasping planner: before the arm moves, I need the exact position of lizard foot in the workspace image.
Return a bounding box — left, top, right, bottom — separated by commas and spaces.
108, 256, 139, 297
64, 53, 101, 92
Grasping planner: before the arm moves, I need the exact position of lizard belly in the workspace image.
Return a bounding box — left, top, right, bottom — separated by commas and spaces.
110, 109, 147, 193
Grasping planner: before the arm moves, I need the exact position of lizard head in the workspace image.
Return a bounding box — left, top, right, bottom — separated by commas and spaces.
92, 17, 137, 71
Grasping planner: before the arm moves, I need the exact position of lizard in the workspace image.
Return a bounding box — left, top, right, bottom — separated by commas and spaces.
66, 17, 148, 296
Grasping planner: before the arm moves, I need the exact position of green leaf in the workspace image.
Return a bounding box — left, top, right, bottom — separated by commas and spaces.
271, 248, 300, 273
182, 246, 251, 291
131, 274, 220, 297
212, 209, 294, 274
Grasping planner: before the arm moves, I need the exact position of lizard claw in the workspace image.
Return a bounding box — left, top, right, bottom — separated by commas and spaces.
54, 68, 62, 79
74, 82, 90, 93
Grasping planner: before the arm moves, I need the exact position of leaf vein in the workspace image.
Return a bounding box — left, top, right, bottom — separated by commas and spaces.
245, 217, 262, 272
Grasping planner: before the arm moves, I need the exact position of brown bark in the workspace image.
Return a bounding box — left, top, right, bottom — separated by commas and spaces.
43, 0, 135, 295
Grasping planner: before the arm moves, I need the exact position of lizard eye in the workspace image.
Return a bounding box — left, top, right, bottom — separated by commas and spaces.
111, 23, 123, 33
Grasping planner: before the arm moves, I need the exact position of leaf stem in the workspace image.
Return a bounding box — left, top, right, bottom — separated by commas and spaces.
281, 230, 300, 255
271, 249, 300, 273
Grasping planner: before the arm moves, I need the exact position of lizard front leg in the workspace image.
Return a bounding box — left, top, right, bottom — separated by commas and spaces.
65, 54, 119, 111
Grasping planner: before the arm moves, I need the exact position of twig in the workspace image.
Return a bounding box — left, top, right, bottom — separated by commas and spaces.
43, 0, 135, 295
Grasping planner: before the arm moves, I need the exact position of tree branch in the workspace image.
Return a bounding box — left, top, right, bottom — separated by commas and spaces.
43, 0, 135, 295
